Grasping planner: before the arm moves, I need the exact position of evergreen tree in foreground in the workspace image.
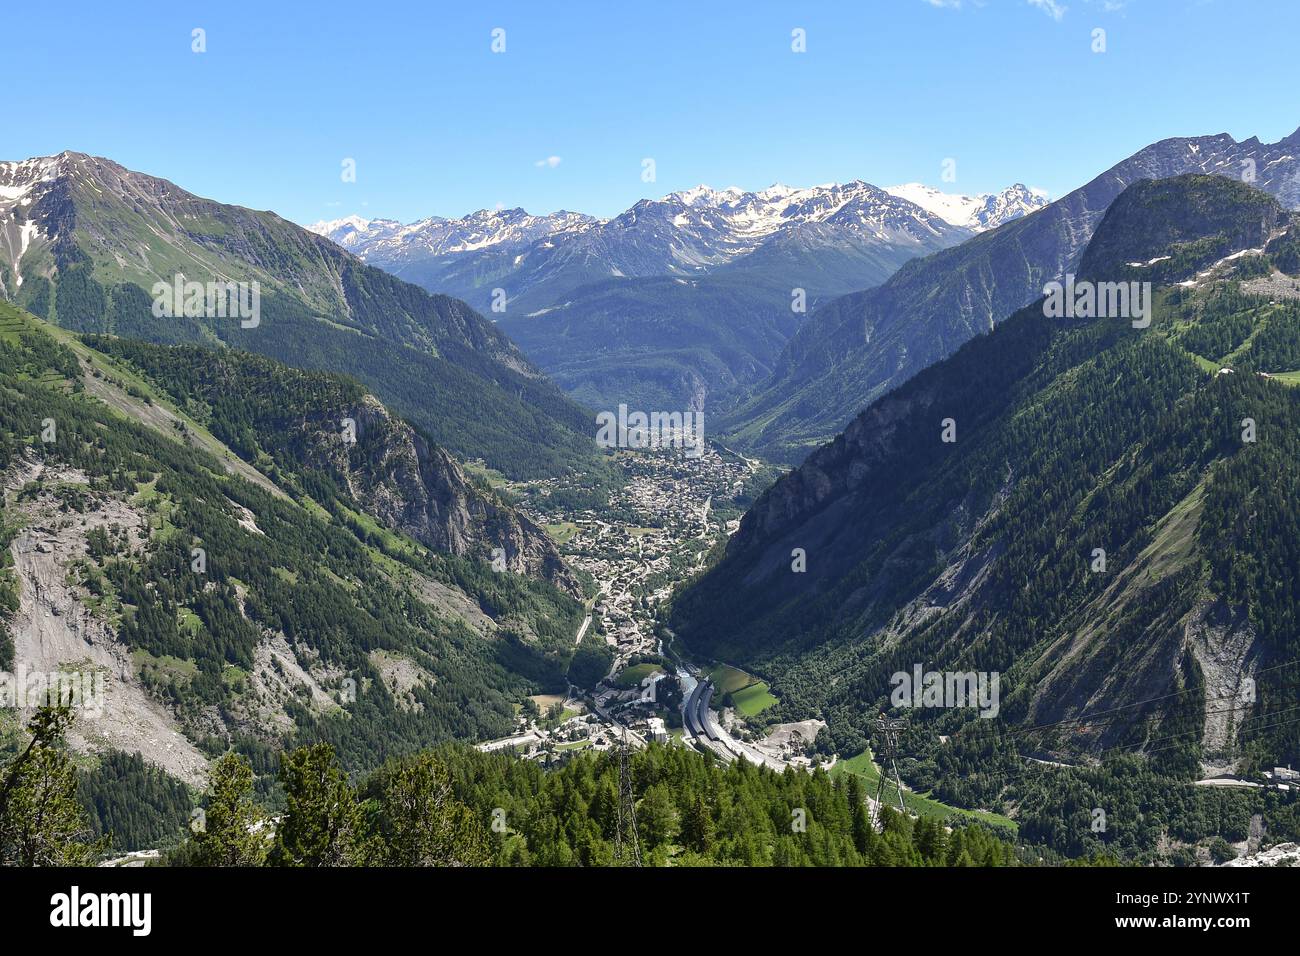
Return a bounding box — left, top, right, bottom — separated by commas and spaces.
0, 707, 108, 866
188, 752, 270, 867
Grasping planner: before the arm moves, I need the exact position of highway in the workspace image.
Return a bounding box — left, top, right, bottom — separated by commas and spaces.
678, 669, 786, 769
682, 676, 703, 736
697, 682, 720, 741
682, 676, 720, 741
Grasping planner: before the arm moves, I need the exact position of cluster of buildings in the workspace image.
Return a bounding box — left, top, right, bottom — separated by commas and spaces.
478, 444, 757, 759
1263, 766, 1300, 790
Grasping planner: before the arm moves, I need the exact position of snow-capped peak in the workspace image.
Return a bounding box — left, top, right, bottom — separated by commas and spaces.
308, 214, 373, 235
305, 176, 1044, 300
662, 185, 747, 207
308, 206, 599, 260
884, 183, 1048, 232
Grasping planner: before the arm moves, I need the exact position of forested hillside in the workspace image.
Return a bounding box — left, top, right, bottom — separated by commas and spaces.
78, 335, 580, 593
719, 129, 1300, 462
672, 177, 1300, 858
2, 152, 600, 480
0, 301, 585, 799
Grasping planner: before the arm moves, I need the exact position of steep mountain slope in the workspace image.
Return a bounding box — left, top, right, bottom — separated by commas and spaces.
721, 128, 1300, 462
673, 177, 1300, 790
78, 336, 580, 594
496, 275, 802, 412
0, 152, 598, 480
0, 300, 587, 783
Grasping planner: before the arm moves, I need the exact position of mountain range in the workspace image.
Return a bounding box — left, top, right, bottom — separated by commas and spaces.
0, 152, 598, 481
310, 181, 1045, 411
308, 180, 1046, 311
719, 128, 1300, 461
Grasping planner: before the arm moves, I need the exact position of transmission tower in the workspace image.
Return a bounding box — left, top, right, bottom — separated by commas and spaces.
614, 728, 643, 866
871, 713, 909, 829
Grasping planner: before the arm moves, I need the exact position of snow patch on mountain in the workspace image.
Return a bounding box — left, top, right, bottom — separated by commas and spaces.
885, 182, 1049, 231
0, 156, 69, 292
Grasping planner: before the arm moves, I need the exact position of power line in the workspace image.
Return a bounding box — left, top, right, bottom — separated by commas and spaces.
999, 700, 1300, 765
1002, 711, 1300, 791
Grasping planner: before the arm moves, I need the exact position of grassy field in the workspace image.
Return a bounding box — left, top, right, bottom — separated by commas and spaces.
707, 663, 778, 717
544, 521, 579, 545
528, 693, 567, 711
708, 664, 755, 695
527, 694, 580, 726
1186, 351, 1222, 374
555, 739, 592, 751
0, 301, 36, 345
461, 459, 512, 490
614, 662, 663, 689
731, 681, 778, 717
830, 750, 1018, 833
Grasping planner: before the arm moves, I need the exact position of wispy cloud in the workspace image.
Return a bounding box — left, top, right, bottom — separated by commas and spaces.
534, 155, 562, 169
1028, 0, 1067, 19
922, 0, 963, 8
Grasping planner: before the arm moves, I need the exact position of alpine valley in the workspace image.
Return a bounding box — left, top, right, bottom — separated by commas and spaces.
5, 128, 1300, 873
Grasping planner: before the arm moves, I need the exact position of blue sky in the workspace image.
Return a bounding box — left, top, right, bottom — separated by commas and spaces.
8, 0, 1299, 224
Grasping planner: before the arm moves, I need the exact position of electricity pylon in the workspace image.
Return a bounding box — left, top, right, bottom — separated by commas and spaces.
872, 713, 909, 829
614, 728, 642, 866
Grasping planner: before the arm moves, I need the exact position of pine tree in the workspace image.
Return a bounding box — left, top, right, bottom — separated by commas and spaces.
636, 783, 680, 849
189, 752, 269, 866
271, 744, 365, 867
681, 794, 715, 854
370, 752, 490, 866
0, 708, 108, 866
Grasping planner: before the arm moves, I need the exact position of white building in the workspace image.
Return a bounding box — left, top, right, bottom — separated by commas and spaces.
646, 717, 668, 743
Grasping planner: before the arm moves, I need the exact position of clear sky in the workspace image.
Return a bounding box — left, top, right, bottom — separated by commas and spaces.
8, 0, 1298, 225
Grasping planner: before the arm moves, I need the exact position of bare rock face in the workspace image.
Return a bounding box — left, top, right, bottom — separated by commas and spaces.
310, 396, 579, 595
729, 382, 936, 556
4, 459, 209, 787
